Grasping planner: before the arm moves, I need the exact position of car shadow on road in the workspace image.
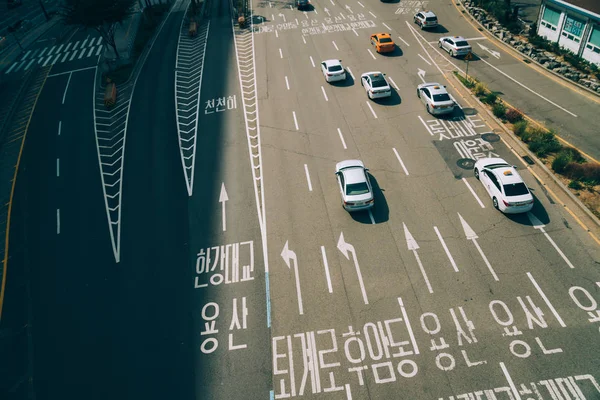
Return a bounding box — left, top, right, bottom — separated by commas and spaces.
380, 46, 403, 57
350, 173, 389, 224
380, 0, 400, 3
373, 88, 401, 106
329, 71, 354, 87
504, 192, 551, 226
429, 24, 450, 34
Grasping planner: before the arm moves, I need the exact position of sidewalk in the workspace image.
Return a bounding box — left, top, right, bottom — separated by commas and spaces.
446, 71, 600, 245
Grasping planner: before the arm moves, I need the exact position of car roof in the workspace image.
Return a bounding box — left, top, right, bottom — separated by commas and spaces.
323, 59, 342, 67
442, 35, 466, 41
419, 10, 437, 17
478, 158, 524, 184
373, 32, 392, 39
342, 167, 368, 184
363, 71, 386, 80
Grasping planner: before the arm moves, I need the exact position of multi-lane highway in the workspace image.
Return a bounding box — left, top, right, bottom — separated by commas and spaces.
2, 0, 600, 398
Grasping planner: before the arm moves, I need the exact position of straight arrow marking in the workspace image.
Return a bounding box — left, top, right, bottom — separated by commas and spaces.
458, 213, 498, 281
219, 183, 228, 231
403, 223, 433, 293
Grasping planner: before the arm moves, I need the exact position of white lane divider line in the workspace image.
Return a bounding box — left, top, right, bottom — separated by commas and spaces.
332, 40, 339, 50
337, 128, 347, 149
56, 209, 60, 234
526, 212, 575, 269
285, 76, 290, 90
387, 76, 399, 90
352, 28, 358, 36
58, 120, 62, 136
462, 177, 485, 208
279, 48, 283, 58
310, 55, 315, 67
345, 384, 352, 400
368, 209, 375, 224
397, 297, 420, 354
392, 148, 409, 175
275, 30, 279, 38
321, 246, 333, 293
56, 158, 60, 177
398, 36, 410, 46
368, 11, 377, 18
295, 18, 299, 25
62, 72, 72, 104
418, 115, 434, 135
418, 53, 432, 65
500, 363, 523, 400
304, 164, 313, 191
330, 0, 334, 5
314, 9, 318, 14
271, 13, 274, 20
302, 35, 306, 44
526, 272, 566, 327
293, 111, 299, 130
357, 0, 364, 6
321, 86, 329, 101
367, 48, 376, 59
346, 66, 355, 80
382, 22, 391, 30
366, 101, 377, 119
433, 226, 458, 272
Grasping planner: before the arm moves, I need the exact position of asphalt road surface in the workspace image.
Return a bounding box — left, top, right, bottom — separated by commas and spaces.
3, 0, 600, 399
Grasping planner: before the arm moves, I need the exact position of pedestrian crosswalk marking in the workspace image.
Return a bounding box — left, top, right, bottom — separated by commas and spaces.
24, 59, 35, 70
73, 41, 80, 50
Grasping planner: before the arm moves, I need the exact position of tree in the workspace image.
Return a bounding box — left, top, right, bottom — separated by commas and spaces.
59, 0, 137, 60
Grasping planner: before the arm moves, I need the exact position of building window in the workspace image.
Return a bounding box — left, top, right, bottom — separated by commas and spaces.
587, 27, 600, 53
563, 15, 585, 37
541, 5, 560, 28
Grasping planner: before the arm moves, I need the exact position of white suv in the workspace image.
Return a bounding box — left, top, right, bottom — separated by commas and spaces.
439, 36, 472, 57
414, 10, 438, 29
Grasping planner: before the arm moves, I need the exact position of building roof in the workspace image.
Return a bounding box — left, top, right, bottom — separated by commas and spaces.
547, 0, 600, 18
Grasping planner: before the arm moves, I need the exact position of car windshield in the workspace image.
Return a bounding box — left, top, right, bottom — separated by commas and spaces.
379, 38, 393, 43
425, 17, 437, 21
328, 65, 343, 72
504, 183, 530, 196
433, 93, 451, 102
456, 41, 469, 47
346, 182, 370, 196
486, 163, 511, 170
371, 77, 387, 88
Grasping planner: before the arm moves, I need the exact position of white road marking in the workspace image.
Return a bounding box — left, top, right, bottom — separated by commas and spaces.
21, 50, 32, 60
357, 0, 364, 6
47, 45, 56, 56
42, 55, 53, 66
97, 36, 103, 45
47, 66, 96, 78
338, 232, 368, 304
219, 183, 228, 232
352, 29, 358, 36
465, 36, 488, 41
95, 46, 103, 56
321, 246, 333, 293
404, 223, 433, 293
56, 209, 60, 234
368, 209, 375, 224
332, 40, 339, 50
295, 18, 299, 25
87, 47, 95, 57
478, 57, 577, 117
293, 111, 299, 130
275, 30, 279, 38
345, 384, 352, 399
461, 177, 485, 208
393, 148, 409, 175
81, 37, 89, 48
285, 76, 290, 90
310, 55, 315, 67
330, 0, 334, 4
89, 38, 96, 46
50, 53, 61, 65
271, 13, 274, 20
269, 2, 272, 7
418, 116, 433, 136
281, 241, 303, 315
458, 213, 497, 281
5, 62, 19, 74
314, 9, 318, 14
39, 47, 48, 57
62, 72, 72, 104
73, 41, 80, 51
527, 212, 575, 268
321, 86, 329, 101
397, 297, 420, 354
302, 35, 306, 44
58, 121, 62, 136
367, 48, 376, 59
23, 59, 35, 71
500, 363, 522, 400
527, 272, 567, 327
279, 48, 283, 58
366, 101, 377, 118
387, 76, 399, 90
56, 158, 60, 177
368, 11, 377, 18
304, 164, 313, 191
346, 66, 355, 80
382, 22, 391, 30
337, 128, 347, 149
434, 226, 458, 272
398, 36, 410, 46
69, 51, 78, 61
64, 43, 72, 52
418, 53, 431, 65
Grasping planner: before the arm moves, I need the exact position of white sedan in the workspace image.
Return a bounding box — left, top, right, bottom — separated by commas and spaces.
474, 158, 534, 213
335, 160, 374, 212
321, 59, 346, 83
360, 71, 391, 100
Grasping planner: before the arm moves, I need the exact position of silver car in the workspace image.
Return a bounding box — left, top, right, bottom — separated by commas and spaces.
414, 10, 438, 29
335, 160, 374, 212
417, 82, 456, 115
438, 36, 472, 57
321, 59, 347, 83
360, 71, 392, 100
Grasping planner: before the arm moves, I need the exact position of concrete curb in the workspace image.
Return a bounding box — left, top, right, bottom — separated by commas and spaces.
451, 72, 600, 230
453, 0, 600, 99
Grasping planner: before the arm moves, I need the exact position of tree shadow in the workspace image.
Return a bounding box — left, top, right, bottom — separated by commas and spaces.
350, 173, 389, 224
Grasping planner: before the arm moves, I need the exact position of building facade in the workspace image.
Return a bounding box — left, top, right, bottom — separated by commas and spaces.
537, 0, 600, 65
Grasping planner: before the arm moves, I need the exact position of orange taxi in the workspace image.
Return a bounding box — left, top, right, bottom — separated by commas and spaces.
370, 33, 395, 53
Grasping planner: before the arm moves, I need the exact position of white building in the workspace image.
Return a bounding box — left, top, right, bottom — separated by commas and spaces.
537, 0, 600, 65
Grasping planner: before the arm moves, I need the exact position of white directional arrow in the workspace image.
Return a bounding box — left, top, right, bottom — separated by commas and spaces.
403, 223, 433, 294
281, 240, 304, 315
337, 232, 369, 304
527, 212, 575, 268
279, 13, 286, 22
477, 43, 501, 59
324, 7, 330, 16
219, 183, 228, 232
417, 68, 426, 83
458, 213, 499, 281
345, 4, 353, 13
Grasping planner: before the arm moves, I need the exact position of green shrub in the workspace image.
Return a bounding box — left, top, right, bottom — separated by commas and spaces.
564, 162, 600, 185
559, 146, 585, 163
513, 120, 528, 137
552, 152, 571, 173
505, 107, 523, 123
474, 82, 487, 96
492, 102, 507, 118
527, 129, 562, 157
482, 92, 498, 105
568, 180, 583, 190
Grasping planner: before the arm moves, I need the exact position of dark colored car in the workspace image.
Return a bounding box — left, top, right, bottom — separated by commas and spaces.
296, 0, 309, 10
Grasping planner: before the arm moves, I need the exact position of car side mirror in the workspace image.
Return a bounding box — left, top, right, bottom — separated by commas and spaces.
512, 165, 517, 169
339, 59, 342, 62
365, 168, 369, 172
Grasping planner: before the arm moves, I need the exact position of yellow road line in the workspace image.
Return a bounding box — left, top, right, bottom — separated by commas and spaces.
451, 0, 600, 106
0, 67, 51, 321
